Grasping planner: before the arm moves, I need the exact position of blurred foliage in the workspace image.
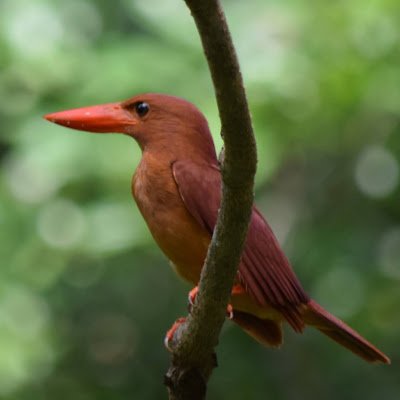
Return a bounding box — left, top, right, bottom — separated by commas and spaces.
0, 0, 399, 399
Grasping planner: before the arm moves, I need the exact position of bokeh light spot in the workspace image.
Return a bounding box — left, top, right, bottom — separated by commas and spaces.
85, 202, 142, 254
351, 14, 398, 59
354, 145, 399, 198
0, 284, 54, 395
0, 285, 49, 339
258, 192, 299, 244
4, 3, 63, 58
59, 0, 102, 47
3, 154, 59, 204
313, 266, 365, 318
37, 199, 86, 249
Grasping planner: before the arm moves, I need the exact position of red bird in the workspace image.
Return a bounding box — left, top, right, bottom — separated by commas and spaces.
45, 93, 390, 364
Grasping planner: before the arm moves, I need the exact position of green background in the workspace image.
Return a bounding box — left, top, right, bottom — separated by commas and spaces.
0, 0, 399, 398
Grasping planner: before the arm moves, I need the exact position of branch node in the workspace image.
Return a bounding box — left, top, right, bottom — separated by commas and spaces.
165, 358, 215, 400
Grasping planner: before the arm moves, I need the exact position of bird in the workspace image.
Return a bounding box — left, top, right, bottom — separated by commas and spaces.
44, 93, 390, 364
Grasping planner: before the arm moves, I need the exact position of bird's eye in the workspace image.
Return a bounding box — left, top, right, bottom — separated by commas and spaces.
135, 102, 150, 117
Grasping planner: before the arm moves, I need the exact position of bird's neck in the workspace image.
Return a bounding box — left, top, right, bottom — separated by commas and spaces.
140, 140, 218, 166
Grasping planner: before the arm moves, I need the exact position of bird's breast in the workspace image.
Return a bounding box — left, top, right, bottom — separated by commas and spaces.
132, 155, 210, 284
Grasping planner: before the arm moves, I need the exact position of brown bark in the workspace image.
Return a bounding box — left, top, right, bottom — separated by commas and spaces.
164, 1, 257, 398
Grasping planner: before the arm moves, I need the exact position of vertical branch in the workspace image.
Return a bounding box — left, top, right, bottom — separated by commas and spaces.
165, 1, 257, 399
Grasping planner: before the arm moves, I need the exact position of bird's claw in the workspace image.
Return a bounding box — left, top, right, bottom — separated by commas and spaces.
187, 285, 234, 319
226, 303, 234, 320
188, 286, 199, 310
166, 286, 236, 351
164, 317, 186, 352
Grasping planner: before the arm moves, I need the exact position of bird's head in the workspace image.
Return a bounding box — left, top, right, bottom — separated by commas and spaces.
44, 93, 217, 163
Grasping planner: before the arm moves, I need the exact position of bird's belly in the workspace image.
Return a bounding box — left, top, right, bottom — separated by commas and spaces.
133, 170, 210, 284
149, 206, 211, 284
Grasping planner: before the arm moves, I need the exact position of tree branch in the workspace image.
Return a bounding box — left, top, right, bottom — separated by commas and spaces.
164, 1, 257, 398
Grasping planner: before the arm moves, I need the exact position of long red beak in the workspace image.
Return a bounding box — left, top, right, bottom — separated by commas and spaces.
44, 102, 137, 133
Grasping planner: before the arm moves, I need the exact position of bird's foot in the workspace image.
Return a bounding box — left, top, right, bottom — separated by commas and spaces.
187, 286, 199, 310
188, 286, 234, 320
231, 284, 246, 296
226, 303, 234, 320
165, 284, 244, 350
164, 317, 186, 352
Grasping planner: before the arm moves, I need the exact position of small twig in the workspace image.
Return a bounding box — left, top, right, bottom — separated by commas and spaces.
164, 1, 257, 399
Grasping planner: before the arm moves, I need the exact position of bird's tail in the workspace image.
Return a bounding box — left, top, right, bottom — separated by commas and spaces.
302, 299, 390, 364
232, 310, 283, 348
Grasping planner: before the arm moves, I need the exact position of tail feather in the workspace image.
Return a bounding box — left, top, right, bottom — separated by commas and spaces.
232, 310, 283, 348
303, 299, 390, 364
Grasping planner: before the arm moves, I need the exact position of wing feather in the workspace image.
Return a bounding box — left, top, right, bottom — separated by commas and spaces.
172, 160, 309, 331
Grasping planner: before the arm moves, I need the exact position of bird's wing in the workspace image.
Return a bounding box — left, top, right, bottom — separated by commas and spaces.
172, 160, 309, 331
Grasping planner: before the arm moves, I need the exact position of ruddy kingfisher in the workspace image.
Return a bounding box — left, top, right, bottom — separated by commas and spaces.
44, 93, 390, 364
